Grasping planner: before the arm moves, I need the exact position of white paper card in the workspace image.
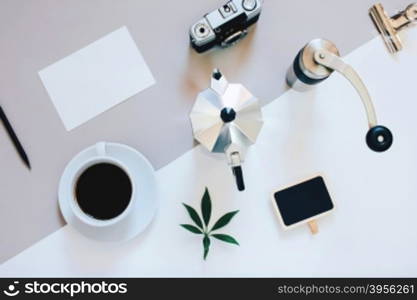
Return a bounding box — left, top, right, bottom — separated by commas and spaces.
39, 26, 155, 131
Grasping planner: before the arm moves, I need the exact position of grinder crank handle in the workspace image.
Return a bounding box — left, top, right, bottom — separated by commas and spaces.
313, 49, 393, 152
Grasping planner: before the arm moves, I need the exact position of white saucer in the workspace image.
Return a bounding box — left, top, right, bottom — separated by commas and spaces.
58, 142, 157, 242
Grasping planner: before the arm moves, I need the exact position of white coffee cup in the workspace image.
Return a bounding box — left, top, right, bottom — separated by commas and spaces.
69, 142, 136, 228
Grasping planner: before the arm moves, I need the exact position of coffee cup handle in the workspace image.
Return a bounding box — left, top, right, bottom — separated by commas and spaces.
96, 142, 107, 156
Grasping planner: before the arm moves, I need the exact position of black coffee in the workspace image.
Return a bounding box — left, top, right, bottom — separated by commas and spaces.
75, 163, 132, 220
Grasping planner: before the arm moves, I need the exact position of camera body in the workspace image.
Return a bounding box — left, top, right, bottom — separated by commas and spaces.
190, 0, 262, 53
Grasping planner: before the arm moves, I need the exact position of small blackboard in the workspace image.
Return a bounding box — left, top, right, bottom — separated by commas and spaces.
273, 176, 334, 228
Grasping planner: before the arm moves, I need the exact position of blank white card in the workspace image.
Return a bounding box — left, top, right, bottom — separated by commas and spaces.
39, 26, 155, 131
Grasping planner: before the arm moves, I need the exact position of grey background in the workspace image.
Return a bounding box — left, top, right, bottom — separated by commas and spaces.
0, 0, 410, 263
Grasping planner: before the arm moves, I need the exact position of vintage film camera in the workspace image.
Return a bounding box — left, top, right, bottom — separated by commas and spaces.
190, 0, 262, 53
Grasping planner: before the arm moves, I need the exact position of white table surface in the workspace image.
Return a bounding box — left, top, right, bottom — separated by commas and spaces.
1, 30, 417, 277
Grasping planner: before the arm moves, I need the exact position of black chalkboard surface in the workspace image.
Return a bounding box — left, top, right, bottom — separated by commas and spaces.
273, 176, 334, 227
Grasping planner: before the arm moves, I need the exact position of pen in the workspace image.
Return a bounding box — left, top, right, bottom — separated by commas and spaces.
0, 105, 31, 169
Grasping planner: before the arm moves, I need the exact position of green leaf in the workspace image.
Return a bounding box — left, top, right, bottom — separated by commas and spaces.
182, 203, 203, 230
210, 210, 239, 231
203, 235, 211, 260
180, 224, 203, 234
201, 188, 212, 227
211, 234, 239, 246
